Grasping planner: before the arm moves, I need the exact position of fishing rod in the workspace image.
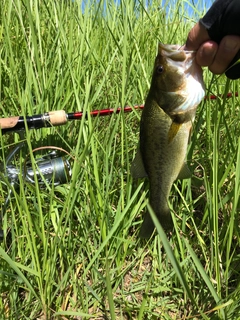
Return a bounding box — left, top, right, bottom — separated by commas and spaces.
0, 91, 238, 134
0, 105, 144, 134
0, 91, 238, 240
0, 105, 145, 241
205, 92, 238, 100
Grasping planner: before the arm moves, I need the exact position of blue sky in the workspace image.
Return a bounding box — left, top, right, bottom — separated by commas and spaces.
161, 0, 214, 19
184, 0, 214, 16
82, 1, 215, 14
81, 1, 215, 19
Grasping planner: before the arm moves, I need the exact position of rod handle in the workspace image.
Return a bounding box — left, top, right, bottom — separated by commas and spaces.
0, 110, 67, 132
48, 110, 67, 126
0, 116, 19, 129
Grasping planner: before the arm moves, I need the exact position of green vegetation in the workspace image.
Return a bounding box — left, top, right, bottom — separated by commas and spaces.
0, 0, 240, 319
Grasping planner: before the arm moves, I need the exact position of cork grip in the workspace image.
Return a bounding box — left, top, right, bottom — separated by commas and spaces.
48, 110, 67, 126
0, 116, 19, 129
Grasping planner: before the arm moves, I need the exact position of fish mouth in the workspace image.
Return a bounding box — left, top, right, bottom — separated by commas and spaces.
159, 43, 195, 53
159, 43, 205, 120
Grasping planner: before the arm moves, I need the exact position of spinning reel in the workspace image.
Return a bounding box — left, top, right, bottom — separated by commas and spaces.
0, 138, 72, 241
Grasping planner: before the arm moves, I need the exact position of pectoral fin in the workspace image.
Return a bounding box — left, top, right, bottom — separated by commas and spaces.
168, 122, 182, 143
177, 162, 191, 180
131, 148, 148, 178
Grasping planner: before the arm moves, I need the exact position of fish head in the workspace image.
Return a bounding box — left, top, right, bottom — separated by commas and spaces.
152, 44, 187, 91
149, 43, 205, 123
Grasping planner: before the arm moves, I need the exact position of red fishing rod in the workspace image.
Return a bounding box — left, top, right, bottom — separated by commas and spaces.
205, 92, 238, 100
0, 92, 238, 134
0, 105, 144, 134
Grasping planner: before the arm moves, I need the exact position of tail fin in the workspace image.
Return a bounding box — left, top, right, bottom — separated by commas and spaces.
139, 208, 172, 239
139, 211, 155, 238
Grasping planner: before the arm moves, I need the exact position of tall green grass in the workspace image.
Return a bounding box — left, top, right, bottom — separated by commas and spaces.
0, 0, 240, 319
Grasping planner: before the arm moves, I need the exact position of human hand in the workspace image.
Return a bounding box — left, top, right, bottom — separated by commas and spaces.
185, 22, 240, 78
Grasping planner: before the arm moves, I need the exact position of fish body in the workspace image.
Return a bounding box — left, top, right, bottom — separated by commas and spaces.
131, 43, 205, 238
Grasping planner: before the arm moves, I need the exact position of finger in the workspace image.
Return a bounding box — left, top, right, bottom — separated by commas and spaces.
195, 41, 218, 67
209, 35, 240, 74
185, 22, 210, 50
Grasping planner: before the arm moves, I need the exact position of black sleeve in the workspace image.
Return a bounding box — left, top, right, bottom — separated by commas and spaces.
199, 0, 240, 79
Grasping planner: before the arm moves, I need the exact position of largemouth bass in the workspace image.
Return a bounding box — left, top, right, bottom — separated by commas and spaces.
131, 43, 205, 238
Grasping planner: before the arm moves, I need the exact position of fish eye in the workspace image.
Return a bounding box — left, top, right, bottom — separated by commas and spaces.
156, 65, 164, 74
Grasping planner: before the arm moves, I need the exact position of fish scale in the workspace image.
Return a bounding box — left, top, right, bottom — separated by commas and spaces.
131, 43, 205, 238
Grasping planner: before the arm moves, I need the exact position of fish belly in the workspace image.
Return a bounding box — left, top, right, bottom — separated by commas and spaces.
139, 104, 191, 238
